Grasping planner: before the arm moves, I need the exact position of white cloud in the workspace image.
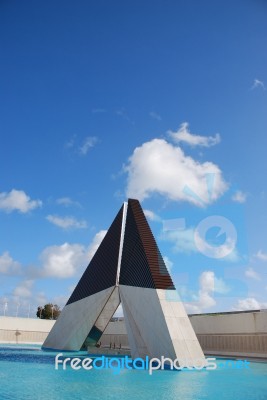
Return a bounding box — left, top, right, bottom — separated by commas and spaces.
185, 271, 229, 313
40, 230, 106, 279
51, 294, 69, 308
185, 292, 215, 314
232, 190, 247, 203
183, 303, 201, 314
168, 122, 221, 147
0, 189, 42, 213
162, 218, 185, 232
56, 197, 80, 207
87, 230, 107, 260
13, 280, 34, 298
163, 256, 173, 272
256, 250, 267, 261
197, 291, 216, 310
40, 243, 88, 279
35, 291, 48, 307
251, 79, 265, 90
149, 111, 162, 121
245, 267, 260, 280
0, 252, 21, 275
161, 227, 196, 253
143, 209, 161, 222
199, 271, 229, 294
68, 284, 76, 293
46, 215, 87, 230
125, 138, 227, 205
79, 136, 98, 155
233, 297, 267, 311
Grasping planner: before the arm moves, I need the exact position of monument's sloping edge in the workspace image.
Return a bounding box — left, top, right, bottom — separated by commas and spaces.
42, 199, 205, 365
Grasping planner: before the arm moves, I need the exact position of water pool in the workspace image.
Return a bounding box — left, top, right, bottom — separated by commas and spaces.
0, 345, 267, 400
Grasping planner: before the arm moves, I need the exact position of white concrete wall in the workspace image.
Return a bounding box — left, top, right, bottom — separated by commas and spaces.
0, 316, 55, 331
190, 311, 267, 334
1, 311, 267, 359
0, 316, 55, 344
104, 320, 127, 335
189, 311, 267, 359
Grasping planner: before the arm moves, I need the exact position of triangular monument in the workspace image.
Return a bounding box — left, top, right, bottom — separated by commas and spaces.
43, 199, 205, 365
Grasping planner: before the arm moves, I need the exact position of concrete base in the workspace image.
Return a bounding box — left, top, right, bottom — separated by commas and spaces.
120, 285, 206, 366
42, 286, 115, 350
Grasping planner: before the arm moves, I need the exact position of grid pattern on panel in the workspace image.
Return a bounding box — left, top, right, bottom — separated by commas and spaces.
66, 206, 123, 305
119, 199, 175, 290
119, 202, 155, 288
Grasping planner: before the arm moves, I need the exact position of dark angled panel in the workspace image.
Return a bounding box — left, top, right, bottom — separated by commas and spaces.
119, 199, 175, 290
66, 206, 123, 305
119, 203, 155, 288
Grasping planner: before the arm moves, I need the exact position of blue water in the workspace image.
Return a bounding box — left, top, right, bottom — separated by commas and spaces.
0, 345, 267, 400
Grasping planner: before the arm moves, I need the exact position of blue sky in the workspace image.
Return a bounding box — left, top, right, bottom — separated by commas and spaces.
0, 0, 267, 317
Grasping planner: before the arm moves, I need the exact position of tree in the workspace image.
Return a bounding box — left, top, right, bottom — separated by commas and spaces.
36, 303, 61, 320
